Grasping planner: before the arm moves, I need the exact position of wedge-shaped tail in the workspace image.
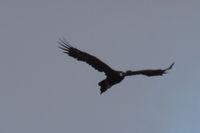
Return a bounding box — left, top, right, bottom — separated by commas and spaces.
98, 79, 111, 94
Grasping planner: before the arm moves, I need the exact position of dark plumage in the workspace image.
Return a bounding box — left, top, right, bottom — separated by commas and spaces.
59, 39, 174, 94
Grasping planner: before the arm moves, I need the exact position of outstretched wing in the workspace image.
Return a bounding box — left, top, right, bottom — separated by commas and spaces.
125, 62, 174, 76
58, 39, 114, 76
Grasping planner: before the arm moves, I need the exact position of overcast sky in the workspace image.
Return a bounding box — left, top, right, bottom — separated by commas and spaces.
0, 0, 200, 133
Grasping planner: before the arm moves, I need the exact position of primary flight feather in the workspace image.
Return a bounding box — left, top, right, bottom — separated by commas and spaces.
59, 39, 174, 94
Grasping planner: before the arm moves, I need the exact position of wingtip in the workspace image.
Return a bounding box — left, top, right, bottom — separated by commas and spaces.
58, 38, 72, 47
164, 62, 175, 72
169, 62, 175, 69
58, 45, 69, 53
58, 38, 73, 53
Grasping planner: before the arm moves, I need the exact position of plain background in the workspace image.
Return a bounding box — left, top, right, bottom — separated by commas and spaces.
0, 0, 200, 133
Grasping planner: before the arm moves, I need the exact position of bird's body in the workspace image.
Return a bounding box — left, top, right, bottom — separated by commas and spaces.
59, 39, 174, 94
98, 70, 125, 94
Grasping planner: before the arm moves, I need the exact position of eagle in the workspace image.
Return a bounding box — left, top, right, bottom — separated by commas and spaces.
58, 39, 174, 94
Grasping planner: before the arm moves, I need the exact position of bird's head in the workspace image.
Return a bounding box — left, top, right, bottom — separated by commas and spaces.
118, 71, 125, 77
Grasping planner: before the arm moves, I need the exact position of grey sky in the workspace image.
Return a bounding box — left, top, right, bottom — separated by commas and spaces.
0, 0, 200, 133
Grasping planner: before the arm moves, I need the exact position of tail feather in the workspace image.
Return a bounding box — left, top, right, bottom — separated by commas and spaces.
98, 79, 111, 94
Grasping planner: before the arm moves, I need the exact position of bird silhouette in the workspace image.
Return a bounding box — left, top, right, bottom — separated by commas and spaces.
59, 38, 174, 94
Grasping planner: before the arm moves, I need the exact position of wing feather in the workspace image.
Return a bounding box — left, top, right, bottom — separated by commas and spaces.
58, 39, 113, 75
125, 62, 174, 76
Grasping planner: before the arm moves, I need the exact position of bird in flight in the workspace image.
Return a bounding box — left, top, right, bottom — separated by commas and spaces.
58, 39, 174, 94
